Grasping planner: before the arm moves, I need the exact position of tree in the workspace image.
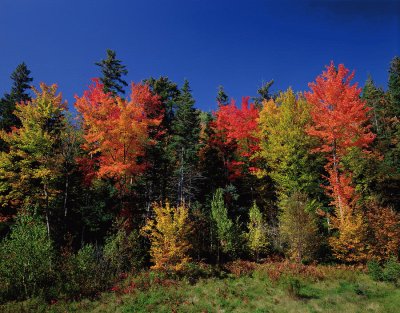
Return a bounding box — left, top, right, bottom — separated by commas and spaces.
306, 62, 375, 262
254, 79, 274, 106
0, 84, 67, 233
0, 212, 55, 300
247, 201, 267, 261
214, 96, 260, 180
141, 202, 192, 272
95, 49, 128, 95
257, 88, 324, 201
142, 76, 180, 204
388, 56, 400, 117
279, 192, 319, 263
171, 79, 201, 204
216, 85, 229, 106
75, 79, 162, 211
0, 62, 33, 132
210, 188, 235, 263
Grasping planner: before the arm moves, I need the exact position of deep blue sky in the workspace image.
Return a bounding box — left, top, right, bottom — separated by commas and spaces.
0, 0, 399, 112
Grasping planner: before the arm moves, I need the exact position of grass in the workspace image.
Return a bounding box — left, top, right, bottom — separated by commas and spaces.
1, 263, 399, 313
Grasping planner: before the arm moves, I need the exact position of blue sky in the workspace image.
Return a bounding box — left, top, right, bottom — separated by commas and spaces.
0, 0, 399, 112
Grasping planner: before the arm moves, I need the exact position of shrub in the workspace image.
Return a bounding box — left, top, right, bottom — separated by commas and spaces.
0, 213, 55, 302
103, 227, 144, 276
382, 256, 400, 285
367, 260, 383, 281
141, 202, 193, 273
58, 244, 108, 299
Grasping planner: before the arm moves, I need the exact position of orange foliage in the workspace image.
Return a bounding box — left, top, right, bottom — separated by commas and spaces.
306, 62, 375, 263
366, 201, 400, 262
74, 79, 162, 190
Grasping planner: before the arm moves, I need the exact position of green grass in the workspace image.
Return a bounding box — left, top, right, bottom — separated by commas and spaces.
1, 266, 399, 313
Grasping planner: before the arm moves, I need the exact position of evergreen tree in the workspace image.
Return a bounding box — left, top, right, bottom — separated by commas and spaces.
142, 76, 181, 204
0, 62, 33, 131
254, 79, 274, 106
388, 56, 400, 117
216, 85, 229, 106
95, 49, 128, 95
171, 79, 201, 204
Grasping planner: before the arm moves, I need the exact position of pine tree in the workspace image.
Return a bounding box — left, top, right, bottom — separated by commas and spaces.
95, 49, 128, 95
171, 79, 201, 204
0, 62, 33, 131
216, 85, 229, 106
142, 76, 180, 203
388, 56, 400, 117
254, 79, 274, 106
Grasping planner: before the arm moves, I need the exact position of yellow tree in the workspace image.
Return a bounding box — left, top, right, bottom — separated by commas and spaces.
0, 84, 67, 234
141, 202, 193, 272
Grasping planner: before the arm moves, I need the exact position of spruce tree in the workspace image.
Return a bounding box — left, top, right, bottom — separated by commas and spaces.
254, 79, 274, 106
216, 85, 229, 106
388, 56, 400, 117
95, 49, 128, 95
171, 79, 201, 204
0, 62, 33, 131
142, 76, 180, 203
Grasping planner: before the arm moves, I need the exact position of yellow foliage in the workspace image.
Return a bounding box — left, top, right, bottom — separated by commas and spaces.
141, 202, 193, 272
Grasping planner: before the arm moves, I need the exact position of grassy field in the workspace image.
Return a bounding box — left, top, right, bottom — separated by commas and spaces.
2, 263, 399, 313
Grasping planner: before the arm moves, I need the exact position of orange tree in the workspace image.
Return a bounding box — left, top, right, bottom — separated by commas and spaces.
306, 62, 375, 263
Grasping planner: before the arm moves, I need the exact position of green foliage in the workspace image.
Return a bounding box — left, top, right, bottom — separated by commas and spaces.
216, 85, 229, 105
171, 79, 201, 203
279, 192, 319, 263
247, 201, 268, 260
59, 244, 108, 299
0, 62, 33, 132
211, 188, 236, 259
382, 256, 400, 284
95, 49, 128, 95
103, 227, 144, 275
0, 213, 55, 301
367, 260, 383, 281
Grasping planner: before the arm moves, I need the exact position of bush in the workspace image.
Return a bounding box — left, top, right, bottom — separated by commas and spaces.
367, 260, 383, 281
382, 256, 400, 284
58, 244, 108, 299
103, 228, 144, 276
0, 213, 55, 302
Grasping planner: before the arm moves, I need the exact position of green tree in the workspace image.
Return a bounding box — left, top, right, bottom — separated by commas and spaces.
279, 192, 319, 263
388, 56, 400, 117
0, 84, 68, 234
0, 62, 33, 132
257, 88, 324, 201
247, 201, 268, 261
254, 79, 274, 106
171, 79, 201, 204
216, 85, 229, 106
0, 212, 55, 300
142, 76, 180, 204
95, 49, 128, 95
211, 188, 235, 263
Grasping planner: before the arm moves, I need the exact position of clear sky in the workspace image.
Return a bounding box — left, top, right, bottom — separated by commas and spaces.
0, 0, 399, 112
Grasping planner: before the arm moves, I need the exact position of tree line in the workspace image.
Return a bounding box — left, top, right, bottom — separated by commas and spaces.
0, 50, 399, 301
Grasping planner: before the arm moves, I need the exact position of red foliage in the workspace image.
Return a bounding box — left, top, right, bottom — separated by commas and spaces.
213, 97, 260, 179
75, 79, 162, 190
306, 62, 375, 216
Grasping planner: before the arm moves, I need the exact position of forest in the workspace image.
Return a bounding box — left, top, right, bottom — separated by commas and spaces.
0, 50, 399, 311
